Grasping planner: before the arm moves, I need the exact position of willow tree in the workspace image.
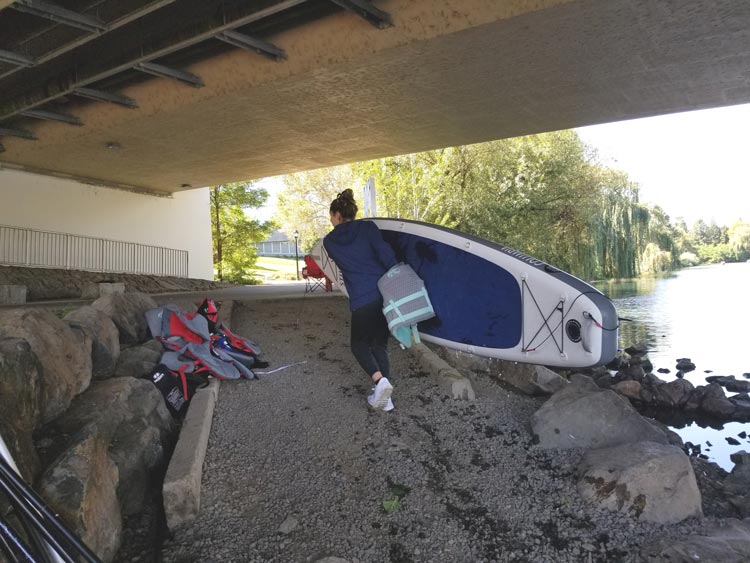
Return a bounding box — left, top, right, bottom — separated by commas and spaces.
271, 130, 680, 281
438, 131, 599, 276
588, 168, 651, 279
640, 205, 678, 274
728, 220, 750, 260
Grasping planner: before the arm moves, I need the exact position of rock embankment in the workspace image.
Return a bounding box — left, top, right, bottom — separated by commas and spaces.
0, 292, 229, 562
0, 264, 236, 301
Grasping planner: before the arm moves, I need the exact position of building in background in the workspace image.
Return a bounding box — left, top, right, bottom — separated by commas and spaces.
0, 169, 214, 280
255, 230, 296, 258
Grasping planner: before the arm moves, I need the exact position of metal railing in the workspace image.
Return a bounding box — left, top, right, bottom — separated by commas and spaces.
0, 224, 189, 277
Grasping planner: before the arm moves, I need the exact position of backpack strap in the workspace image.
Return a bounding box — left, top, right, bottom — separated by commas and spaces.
175, 364, 191, 400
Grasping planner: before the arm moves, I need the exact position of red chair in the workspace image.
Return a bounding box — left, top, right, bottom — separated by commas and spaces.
302, 255, 333, 293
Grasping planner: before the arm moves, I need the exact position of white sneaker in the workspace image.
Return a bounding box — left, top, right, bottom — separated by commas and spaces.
367, 377, 393, 410
367, 395, 395, 412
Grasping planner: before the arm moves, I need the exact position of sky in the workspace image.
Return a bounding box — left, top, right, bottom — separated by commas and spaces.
576, 103, 750, 227
251, 103, 750, 228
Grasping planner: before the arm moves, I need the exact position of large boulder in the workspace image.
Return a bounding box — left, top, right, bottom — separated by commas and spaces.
612, 380, 641, 400
109, 424, 166, 516
706, 375, 750, 393
494, 362, 568, 396
37, 378, 176, 517
92, 292, 157, 346
577, 441, 703, 524
531, 375, 668, 449
38, 434, 121, 562
0, 308, 92, 423
685, 384, 710, 411
701, 383, 737, 418
436, 348, 491, 374
113, 344, 161, 378
654, 378, 695, 407
65, 305, 121, 379
0, 337, 42, 480
723, 452, 750, 517
642, 518, 750, 562
617, 364, 646, 382
434, 351, 566, 396
731, 394, 750, 420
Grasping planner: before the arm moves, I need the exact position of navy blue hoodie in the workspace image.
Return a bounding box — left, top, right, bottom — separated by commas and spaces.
323, 220, 397, 311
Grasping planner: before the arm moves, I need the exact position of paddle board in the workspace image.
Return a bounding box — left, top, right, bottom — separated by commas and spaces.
310, 218, 618, 368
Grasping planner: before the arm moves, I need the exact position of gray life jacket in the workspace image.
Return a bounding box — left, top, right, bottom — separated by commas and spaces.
377, 263, 435, 348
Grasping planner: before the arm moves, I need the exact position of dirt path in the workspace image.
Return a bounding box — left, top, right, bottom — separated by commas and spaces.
161, 296, 702, 563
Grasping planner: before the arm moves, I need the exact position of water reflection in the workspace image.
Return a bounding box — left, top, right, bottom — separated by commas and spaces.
593, 263, 750, 470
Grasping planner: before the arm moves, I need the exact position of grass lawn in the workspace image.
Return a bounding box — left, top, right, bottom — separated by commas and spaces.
251, 256, 303, 282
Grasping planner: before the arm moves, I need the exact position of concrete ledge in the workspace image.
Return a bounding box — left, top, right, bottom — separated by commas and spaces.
409, 343, 476, 401
0, 285, 27, 305
162, 378, 220, 530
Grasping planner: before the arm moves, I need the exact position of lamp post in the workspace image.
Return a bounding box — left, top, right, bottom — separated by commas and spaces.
293, 229, 299, 281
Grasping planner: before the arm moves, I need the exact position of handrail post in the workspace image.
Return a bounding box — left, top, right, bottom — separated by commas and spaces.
24, 226, 30, 266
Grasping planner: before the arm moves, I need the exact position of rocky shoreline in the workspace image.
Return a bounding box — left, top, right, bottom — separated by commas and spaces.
593, 345, 750, 424
6, 288, 749, 562
160, 297, 750, 563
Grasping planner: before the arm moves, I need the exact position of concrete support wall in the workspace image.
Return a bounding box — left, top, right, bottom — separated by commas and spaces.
0, 169, 213, 279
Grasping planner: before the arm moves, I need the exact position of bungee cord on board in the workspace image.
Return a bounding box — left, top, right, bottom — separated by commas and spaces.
521, 286, 621, 353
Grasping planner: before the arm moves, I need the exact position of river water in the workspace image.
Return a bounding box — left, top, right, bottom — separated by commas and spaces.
593, 263, 750, 470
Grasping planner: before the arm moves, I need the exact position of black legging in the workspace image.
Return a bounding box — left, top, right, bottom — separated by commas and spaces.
350, 298, 390, 380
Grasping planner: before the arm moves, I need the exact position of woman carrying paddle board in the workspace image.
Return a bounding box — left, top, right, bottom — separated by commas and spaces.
324, 189, 397, 412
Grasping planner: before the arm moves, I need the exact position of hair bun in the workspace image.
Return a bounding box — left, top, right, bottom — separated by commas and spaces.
330, 188, 358, 220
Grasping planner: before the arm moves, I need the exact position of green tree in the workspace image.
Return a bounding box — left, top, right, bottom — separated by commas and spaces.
352, 149, 458, 226
588, 168, 650, 279
672, 217, 696, 255
692, 219, 710, 245
439, 131, 598, 276
210, 182, 271, 282
697, 243, 732, 264
728, 220, 750, 260
270, 130, 683, 281
706, 221, 723, 245
274, 165, 354, 252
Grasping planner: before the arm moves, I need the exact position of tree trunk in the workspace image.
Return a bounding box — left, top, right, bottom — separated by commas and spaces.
211, 187, 224, 281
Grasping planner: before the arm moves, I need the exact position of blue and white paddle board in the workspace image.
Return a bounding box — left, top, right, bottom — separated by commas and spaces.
311, 218, 618, 368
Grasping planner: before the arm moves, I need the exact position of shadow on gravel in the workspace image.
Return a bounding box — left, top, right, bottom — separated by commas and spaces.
158, 297, 705, 563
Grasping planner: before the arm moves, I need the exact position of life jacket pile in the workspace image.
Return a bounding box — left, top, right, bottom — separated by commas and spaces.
144, 298, 267, 417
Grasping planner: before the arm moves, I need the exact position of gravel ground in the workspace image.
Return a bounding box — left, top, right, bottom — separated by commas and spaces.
160, 296, 711, 563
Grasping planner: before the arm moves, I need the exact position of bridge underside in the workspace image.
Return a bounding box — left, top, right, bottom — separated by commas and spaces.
0, 0, 749, 194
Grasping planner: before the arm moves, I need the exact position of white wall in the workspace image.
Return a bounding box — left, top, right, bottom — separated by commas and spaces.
0, 168, 214, 279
